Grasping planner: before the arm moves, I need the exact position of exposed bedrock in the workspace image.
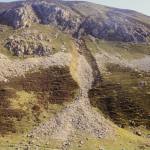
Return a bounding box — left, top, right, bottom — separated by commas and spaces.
0, 1, 150, 42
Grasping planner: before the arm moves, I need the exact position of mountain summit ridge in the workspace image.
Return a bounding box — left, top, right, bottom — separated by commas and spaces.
0, 0, 150, 43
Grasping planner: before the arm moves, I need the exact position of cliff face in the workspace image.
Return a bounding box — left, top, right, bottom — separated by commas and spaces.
78, 12, 150, 42
0, 0, 150, 42
32, 2, 80, 32
0, 4, 38, 28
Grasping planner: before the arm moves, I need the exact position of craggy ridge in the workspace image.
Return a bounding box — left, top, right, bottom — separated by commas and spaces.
0, 0, 150, 43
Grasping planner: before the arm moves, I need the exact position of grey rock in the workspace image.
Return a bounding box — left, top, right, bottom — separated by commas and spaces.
135, 130, 142, 136
0, 4, 38, 28
5, 33, 52, 56
79, 140, 84, 145
1, 1, 149, 43
32, 2, 80, 32
77, 13, 150, 43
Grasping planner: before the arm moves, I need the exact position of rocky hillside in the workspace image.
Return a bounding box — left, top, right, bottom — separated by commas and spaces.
0, 0, 150, 43
0, 0, 150, 150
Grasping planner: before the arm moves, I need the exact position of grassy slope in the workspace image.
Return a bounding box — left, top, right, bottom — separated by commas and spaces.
68, 129, 150, 150
84, 37, 150, 149
86, 37, 150, 115
105, 64, 150, 111
0, 66, 79, 149
0, 23, 81, 149
85, 37, 150, 60
0, 7, 149, 148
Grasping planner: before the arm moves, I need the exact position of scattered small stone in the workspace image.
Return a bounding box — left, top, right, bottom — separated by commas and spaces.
98, 135, 102, 138
27, 134, 33, 138
138, 73, 143, 77
79, 140, 84, 145
63, 141, 68, 146
99, 147, 104, 150
146, 92, 150, 95
135, 130, 142, 136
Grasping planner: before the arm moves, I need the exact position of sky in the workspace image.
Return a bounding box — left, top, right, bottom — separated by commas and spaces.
0, 0, 150, 16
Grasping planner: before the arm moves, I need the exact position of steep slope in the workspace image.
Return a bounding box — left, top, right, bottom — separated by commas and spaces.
0, 0, 150, 150
0, 0, 150, 42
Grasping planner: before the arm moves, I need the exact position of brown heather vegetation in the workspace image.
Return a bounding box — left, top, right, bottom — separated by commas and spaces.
0, 66, 79, 134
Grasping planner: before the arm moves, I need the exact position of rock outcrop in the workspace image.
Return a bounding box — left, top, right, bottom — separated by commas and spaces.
0, 3, 39, 28
5, 33, 52, 56
32, 2, 80, 32
0, 0, 150, 42
77, 13, 150, 42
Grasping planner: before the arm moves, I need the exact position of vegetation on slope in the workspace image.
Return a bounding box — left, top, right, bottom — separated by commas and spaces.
66, 128, 150, 150
0, 66, 79, 135
0, 23, 74, 58
85, 37, 150, 60
89, 64, 150, 130
0, 1, 149, 149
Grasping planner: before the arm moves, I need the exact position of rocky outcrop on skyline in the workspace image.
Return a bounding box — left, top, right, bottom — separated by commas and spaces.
0, 0, 150, 43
